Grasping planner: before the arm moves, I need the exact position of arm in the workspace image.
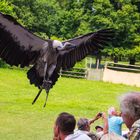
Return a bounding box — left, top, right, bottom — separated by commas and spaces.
89, 113, 102, 125
102, 113, 108, 134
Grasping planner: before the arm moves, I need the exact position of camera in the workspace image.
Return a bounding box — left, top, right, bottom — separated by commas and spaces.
99, 112, 102, 117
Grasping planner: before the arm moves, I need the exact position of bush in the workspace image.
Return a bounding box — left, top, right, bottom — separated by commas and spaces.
0, 60, 9, 68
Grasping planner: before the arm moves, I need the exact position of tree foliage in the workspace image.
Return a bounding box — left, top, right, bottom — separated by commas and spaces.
1, 0, 140, 65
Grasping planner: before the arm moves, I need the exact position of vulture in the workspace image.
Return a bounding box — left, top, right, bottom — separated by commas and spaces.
0, 12, 115, 106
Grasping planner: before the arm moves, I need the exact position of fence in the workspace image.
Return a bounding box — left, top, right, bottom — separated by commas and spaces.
59, 67, 87, 79
103, 62, 140, 87
105, 62, 140, 73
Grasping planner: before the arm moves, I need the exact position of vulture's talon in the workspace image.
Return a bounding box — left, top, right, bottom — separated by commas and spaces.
42, 80, 52, 92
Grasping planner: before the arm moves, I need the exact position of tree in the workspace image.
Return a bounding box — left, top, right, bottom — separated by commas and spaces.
0, 0, 15, 15
0, 0, 15, 67
1, 0, 140, 64
88, 0, 140, 64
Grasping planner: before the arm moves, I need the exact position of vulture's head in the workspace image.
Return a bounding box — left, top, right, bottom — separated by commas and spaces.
53, 40, 76, 53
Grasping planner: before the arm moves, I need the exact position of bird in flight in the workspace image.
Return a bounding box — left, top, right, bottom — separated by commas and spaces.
0, 12, 114, 107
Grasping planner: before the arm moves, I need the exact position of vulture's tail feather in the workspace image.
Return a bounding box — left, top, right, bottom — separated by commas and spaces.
27, 66, 43, 104
27, 65, 42, 88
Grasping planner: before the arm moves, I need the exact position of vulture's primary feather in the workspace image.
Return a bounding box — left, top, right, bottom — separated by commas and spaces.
0, 12, 115, 106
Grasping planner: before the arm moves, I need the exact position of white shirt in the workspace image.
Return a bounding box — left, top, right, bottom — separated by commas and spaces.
96, 131, 104, 138
65, 130, 91, 140
75, 130, 89, 135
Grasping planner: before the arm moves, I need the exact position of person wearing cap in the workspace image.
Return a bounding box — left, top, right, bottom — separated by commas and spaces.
108, 107, 124, 136
95, 125, 103, 133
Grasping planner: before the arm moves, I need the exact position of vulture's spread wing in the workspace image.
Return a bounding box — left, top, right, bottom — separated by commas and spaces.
0, 12, 47, 67
61, 29, 114, 69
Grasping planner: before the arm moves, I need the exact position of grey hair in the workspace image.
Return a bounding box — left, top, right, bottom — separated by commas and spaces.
120, 92, 140, 120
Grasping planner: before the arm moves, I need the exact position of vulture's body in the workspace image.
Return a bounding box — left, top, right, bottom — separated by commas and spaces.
0, 12, 115, 106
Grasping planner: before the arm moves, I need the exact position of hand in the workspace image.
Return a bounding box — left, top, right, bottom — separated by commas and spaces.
89, 112, 103, 125
101, 112, 107, 120
117, 112, 122, 116
53, 136, 60, 140
95, 112, 102, 120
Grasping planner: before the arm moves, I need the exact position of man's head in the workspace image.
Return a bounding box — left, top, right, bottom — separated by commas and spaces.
120, 92, 140, 129
95, 125, 103, 133
54, 112, 76, 137
77, 118, 90, 131
108, 107, 118, 116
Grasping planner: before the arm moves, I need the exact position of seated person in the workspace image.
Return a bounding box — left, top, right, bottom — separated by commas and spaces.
53, 112, 91, 140
76, 118, 98, 140
76, 112, 108, 139
95, 125, 103, 133
120, 92, 140, 140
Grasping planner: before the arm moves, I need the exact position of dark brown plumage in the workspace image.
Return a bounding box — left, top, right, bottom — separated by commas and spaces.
0, 12, 115, 106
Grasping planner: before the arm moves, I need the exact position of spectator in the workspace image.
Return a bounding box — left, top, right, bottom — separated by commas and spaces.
76, 112, 108, 139
120, 92, 140, 140
53, 112, 91, 140
77, 118, 90, 132
108, 107, 124, 135
76, 118, 98, 140
95, 125, 103, 133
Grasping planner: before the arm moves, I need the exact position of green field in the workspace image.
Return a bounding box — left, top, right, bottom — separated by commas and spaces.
0, 68, 140, 140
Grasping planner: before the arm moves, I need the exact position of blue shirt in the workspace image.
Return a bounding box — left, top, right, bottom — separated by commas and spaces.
108, 116, 123, 135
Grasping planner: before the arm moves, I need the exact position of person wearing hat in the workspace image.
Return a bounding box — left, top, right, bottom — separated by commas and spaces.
95, 125, 103, 133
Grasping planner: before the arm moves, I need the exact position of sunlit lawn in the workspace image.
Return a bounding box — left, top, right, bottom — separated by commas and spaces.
0, 68, 140, 140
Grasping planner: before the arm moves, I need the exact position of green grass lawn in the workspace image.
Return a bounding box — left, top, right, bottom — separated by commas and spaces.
0, 68, 140, 140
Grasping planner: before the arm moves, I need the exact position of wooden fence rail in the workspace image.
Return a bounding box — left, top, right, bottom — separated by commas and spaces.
105, 62, 140, 73
59, 68, 87, 79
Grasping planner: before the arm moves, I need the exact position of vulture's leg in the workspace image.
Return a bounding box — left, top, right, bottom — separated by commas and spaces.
32, 88, 43, 105
43, 64, 56, 107
32, 63, 48, 105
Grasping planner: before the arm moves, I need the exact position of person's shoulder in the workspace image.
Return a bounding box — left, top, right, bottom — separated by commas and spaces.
65, 132, 91, 140
116, 116, 123, 122
78, 134, 92, 140
108, 116, 117, 120
96, 131, 104, 138
111, 116, 122, 121
87, 132, 98, 140
101, 132, 126, 140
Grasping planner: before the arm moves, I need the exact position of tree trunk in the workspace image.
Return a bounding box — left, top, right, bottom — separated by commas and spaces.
113, 56, 118, 63
95, 54, 101, 69
129, 57, 136, 65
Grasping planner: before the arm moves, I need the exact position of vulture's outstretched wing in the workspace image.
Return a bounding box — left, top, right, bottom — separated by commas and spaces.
0, 12, 48, 67
61, 29, 114, 69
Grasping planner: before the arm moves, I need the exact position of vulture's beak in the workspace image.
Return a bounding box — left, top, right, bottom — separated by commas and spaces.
57, 42, 76, 52
63, 42, 76, 50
